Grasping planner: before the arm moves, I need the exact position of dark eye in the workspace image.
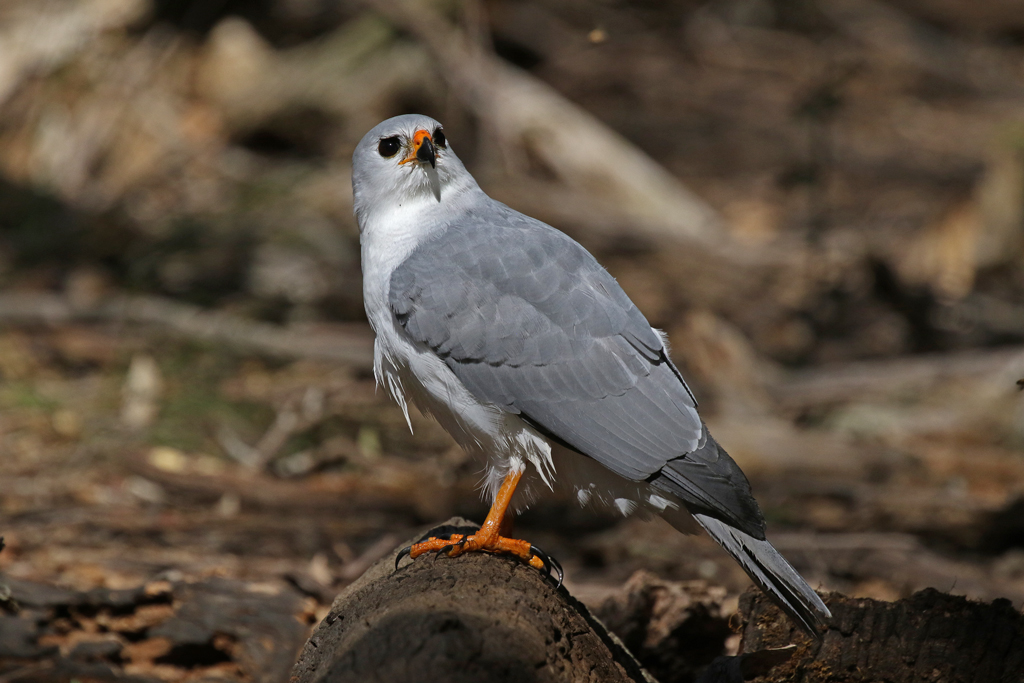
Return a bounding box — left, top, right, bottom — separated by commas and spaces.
378, 136, 401, 158
433, 128, 446, 148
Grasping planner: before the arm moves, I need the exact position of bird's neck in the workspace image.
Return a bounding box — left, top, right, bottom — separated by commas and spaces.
359, 183, 478, 303
360, 176, 484, 246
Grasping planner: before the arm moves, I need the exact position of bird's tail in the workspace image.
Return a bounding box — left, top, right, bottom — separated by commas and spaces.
693, 513, 831, 637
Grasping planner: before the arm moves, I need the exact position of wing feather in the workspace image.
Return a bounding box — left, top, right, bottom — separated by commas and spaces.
389, 199, 764, 535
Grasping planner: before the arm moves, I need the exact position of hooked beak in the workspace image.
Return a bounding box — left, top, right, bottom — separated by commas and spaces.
401, 129, 436, 168
416, 136, 436, 168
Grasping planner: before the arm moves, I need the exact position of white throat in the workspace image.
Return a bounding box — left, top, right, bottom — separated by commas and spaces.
358, 174, 481, 330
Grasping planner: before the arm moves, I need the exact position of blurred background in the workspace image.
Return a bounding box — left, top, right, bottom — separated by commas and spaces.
1, 0, 1024, 677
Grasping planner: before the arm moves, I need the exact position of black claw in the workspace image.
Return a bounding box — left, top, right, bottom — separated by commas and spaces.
530, 544, 564, 589
549, 556, 564, 589
433, 545, 454, 561
395, 545, 412, 571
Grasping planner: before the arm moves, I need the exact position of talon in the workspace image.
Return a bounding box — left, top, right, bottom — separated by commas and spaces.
550, 556, 564, 589
530, 544, 564, 588
395, 545, 412, 571
433, 545, 454, 560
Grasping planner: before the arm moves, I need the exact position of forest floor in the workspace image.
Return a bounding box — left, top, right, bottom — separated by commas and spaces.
1, 0, 1024, 680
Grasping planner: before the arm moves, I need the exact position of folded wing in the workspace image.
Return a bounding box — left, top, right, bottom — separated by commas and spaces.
389, 200, 764, 537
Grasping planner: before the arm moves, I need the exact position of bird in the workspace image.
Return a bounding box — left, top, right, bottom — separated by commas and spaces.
354, 113, 831, 636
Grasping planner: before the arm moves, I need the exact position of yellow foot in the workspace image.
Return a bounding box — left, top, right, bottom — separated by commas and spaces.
395, 527, 562, 587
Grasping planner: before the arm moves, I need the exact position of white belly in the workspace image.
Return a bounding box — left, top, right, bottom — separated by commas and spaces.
372, 310, 558, 509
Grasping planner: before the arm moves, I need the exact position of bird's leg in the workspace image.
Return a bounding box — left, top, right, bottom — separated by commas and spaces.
403, 470, 562, 584
408, 470, 528, 560
459, 468, 522, 551
499, 507, 515, 537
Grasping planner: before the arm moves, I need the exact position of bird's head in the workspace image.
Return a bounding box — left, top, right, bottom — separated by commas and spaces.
352, 114, 476, 226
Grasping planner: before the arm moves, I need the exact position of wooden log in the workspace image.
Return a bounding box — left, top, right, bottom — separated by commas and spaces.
734, 588, 1024, 682
290, 518, 655, 683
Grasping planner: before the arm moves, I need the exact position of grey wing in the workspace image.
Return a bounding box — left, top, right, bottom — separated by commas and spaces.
390, 204, 764, 537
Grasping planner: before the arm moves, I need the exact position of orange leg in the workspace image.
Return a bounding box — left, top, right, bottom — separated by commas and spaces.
399, 470, 561, 583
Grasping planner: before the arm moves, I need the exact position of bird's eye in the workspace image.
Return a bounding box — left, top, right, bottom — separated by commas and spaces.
433, 127, 447, 148
378, 136, 401, 158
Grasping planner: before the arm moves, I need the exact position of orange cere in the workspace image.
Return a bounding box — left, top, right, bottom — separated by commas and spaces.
399, 129, 433, 165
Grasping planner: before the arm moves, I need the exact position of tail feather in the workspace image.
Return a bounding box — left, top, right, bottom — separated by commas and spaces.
694, 513, 831, 637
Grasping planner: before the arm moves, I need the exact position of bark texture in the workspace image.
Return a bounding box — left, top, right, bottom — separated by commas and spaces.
290, 519, 655, 683
0, 574, 311, 682
736, 588, 1024, 682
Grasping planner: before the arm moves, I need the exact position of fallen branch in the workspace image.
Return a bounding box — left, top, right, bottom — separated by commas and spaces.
0, 291, 374, 368
769, 345, 1024, 409
219, 387, 328, 469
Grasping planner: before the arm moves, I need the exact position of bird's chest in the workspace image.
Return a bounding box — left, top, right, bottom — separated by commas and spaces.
360, 235, 421, 402
360, 215, 496, 443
